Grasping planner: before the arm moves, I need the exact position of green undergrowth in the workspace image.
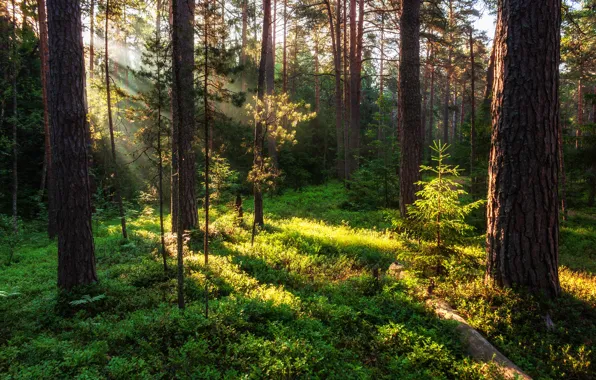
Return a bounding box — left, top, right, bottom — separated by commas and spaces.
1, 182, 594, 379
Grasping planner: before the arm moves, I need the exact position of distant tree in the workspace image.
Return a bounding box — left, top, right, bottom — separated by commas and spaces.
486, 0, 561, 298
47, 0, 98, 289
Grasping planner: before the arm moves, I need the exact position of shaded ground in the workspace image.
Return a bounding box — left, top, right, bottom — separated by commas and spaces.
1, 183, 594, 379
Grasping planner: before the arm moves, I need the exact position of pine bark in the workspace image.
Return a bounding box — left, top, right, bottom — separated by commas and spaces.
486, 0, 561, 298
171, 0, 197, 234
398, 0, 422, 217
47, 0, 97, 289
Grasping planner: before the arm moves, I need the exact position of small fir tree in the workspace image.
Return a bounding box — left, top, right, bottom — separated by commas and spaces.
408, 141, 484, 248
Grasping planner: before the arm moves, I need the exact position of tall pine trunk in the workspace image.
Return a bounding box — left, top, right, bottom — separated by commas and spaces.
171, 0, 197, 234
324, 0, 343, 179
11, 0, 18, 241
253, 0, 270, 228
203, 0, 211, 318
240, 0, 247, 92
469, 27, 476, 192
47, 0, 98, 289
427, 44, 435, 161
442, 0, 453, 144
576, 78, 583, 148
89, 0, 94, 78
266, 9, 278, 167
486, 0, 561, 298
156, 0, 167, 272
398, 0, 422, 217
37, 0, 56, 239
172, 0, 197, 309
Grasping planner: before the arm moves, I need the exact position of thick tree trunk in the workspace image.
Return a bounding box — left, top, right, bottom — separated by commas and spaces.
253, 0, 270, 228
47, 0, 97, 289
171, 0, 197, 234
37, 0, 56, 239
398, 0, 422, 217
486, 0, 561, 298
104, 2, 128, 240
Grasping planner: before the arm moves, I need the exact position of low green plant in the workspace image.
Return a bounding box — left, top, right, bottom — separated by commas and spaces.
408, 141, 484, 248
69, 294, 106, 306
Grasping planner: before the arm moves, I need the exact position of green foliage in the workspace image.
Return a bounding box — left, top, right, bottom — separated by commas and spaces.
408, 141, 484, 248
345, 161, 399, 210
69, 294, 107, 306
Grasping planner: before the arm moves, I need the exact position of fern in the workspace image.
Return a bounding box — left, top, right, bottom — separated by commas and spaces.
69, 294, 106, 306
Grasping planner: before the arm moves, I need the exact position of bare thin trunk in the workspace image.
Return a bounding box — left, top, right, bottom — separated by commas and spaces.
203, 0, 210, 318
38, 0, 56, 238
156, 0, 167, 272
469, 27, 476, 191
240, 0, 247, 92
11, 0, 18, 237
427, 44, 435, 161
90, 0, 94, 78
282, 0, 287, 93
576, 78, 582, 149
253, 0, 270, 228
559, 116, 567, 220
105, 1, 128, 240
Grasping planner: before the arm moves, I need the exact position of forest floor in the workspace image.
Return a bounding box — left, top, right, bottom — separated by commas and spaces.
1, 183, 594, 379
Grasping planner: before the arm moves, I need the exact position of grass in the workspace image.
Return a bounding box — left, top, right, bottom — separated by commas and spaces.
0, 182, 594, 379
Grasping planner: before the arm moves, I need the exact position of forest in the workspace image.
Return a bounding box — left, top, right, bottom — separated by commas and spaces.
0, 0, 595, 378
